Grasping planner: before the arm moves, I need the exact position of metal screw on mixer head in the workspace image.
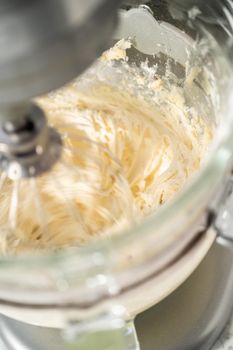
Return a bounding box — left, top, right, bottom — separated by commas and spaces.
0, 103, 62, 179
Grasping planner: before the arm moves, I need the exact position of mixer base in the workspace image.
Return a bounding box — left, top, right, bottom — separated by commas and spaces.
0, 237, 233, 350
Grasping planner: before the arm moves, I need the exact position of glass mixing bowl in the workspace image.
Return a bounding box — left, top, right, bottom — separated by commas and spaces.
0, 1, 233, 349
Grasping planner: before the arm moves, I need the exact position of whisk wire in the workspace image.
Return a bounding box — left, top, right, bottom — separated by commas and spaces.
0, 171, 7, 191
9, 179, 20, 231
30, 178, 48, 236
52, 173, 90, 236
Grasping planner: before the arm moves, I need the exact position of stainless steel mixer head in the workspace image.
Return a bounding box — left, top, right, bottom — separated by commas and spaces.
0, 0, 122, 104
0, 0, 122, 178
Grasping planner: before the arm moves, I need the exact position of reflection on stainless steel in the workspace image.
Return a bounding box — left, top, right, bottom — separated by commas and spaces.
0, 0, 121, 103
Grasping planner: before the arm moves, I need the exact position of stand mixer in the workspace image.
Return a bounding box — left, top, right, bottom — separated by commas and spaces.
0, 1, 233, 349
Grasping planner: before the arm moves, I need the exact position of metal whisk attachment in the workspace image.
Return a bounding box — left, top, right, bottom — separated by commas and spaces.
0, 100, 133, 256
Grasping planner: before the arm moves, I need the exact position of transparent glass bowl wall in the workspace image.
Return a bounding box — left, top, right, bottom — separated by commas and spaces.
0, 0, 232, 335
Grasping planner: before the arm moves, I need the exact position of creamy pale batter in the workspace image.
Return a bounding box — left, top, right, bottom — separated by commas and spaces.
0, 41, 213, 255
